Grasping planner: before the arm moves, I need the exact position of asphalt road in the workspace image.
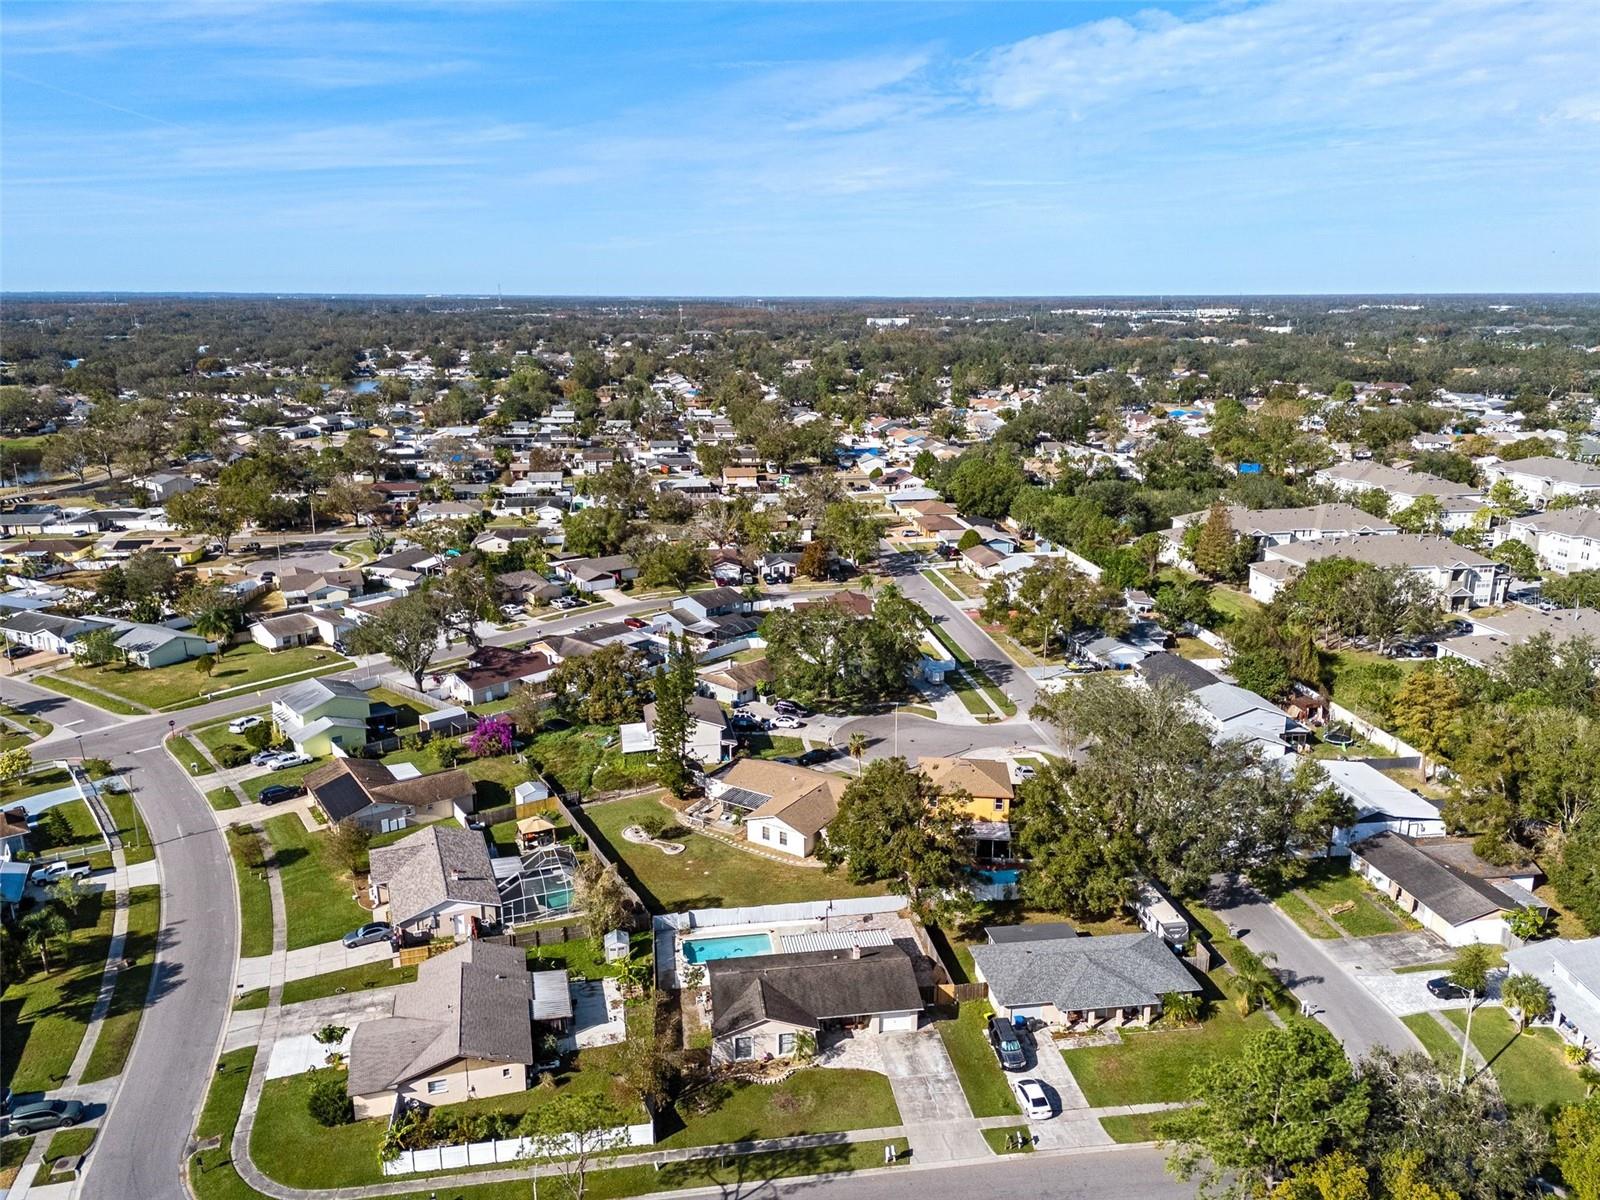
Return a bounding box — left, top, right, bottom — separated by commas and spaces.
1209, 877, 1422, 1061
8, 679, 238, 1200
729, 1147, 1191, 1199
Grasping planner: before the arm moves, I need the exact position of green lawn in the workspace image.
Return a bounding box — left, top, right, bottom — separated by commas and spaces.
207, 785, 242, 811
165, 734, 216, 776
228, 824, 276, 957
262, 814, 367, 950
740, 732, 806, 760
57, 643, 347, 711
1442, 1006, 1586, 1111
188, 1048, 259, 1200
1401, 1013, 1464, 1072
526, 931, 651, 980
921, 569, 966, 602
935, 1003, 1019, 1118
192, 707, 270, 760
1100, 1112, 1170, 1144
103, 789, 154, 866
1172, 636, 1217, 661
29, 675, 147, 715
232, 988, 268, 1011
983, 1126, 1033, 1154
1293, 859, 1410, 937
0, 888, 113, 1092
0, 1136, 35, 1189
30, 795, 104, 858
1274, 891, 1340, 939
2, 705, 54, 738
525, 724, 659, 796
280, 962, 417, 1007
38, 1127, 96, 1186
583, 793, 889, 912
1061, 1000, 1275, 1106
80, 884, 161, 1082
948, 668, 998, 718
657, 1068, 900, 1148
0, 766, 74, 807
1324, 650, 1421, 728
366, 687, 434, 730
240, 759, 322, 803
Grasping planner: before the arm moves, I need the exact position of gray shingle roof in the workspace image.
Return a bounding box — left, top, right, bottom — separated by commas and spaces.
709, 945, 924, 1037
970, 932, 1200, 1012
1351, 831, 1512, 926
368, 824, 499, 925
348, 939, 532, 1096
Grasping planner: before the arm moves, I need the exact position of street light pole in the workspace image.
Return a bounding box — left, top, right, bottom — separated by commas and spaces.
1458, 987, 1478, 1085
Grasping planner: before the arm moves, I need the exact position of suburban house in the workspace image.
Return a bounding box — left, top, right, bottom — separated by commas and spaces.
1316, 759, 1446, 845
917, 756, 1015, 821
1483, 455, 1600, 508
368, 824, 502, 943
1248, 534, 1510, 610
1435, 605, 1600, 669
0, 806, 31, 857
346, 939, 533, 1119
495, 570, 566, 608
707, 944, 925, 1063
271, 678, 374, 756
0, 611, 120, 656
970, 925, 1202, 1031
1169, 503, 1400, 559
1312, 463, 1485, 531
552, 555, 638, 594
439, 646, 555, 706
620, 695, 733, 764
305, 758, 477, 832
697, 658, 773, 705
708, 758, 848, 859
1348, 831, 1545, 947
112, 623, 211, 668
1498, 507, 1600, 575
249, 609, 349, 651
275, 569, 365, 604
1190, 681, 1310, 756
1504, 937, 1600, 1059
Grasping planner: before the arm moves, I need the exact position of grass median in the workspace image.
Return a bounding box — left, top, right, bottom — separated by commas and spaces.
227, 824, 275, 958
80, 884, 161, 1082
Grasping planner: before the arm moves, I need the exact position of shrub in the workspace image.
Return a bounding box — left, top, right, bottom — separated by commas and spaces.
215, 744, 251, 768
307, 1077, 353, 1127
244, 724, 273, 750
433, 739, 460, 769
82, 758, 114, 779
467, 716, 514, 758
636, 811, 671, 839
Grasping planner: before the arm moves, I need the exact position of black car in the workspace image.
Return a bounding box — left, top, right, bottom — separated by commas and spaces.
7, 1099, 84, 1134
797, 748, 836, 767
988, 1016, 1028, 1072
1426, 976, 1470, 1000
257, 784, 304, 806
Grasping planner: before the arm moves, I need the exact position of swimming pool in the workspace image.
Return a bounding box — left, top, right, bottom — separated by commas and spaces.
681, 933, 774, 964
977, 868, 1021, 886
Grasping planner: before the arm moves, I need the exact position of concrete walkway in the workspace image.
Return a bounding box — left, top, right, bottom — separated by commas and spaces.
63, 850, 131, 1087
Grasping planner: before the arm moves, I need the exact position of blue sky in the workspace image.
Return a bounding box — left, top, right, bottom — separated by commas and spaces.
2, 0, 1597, 295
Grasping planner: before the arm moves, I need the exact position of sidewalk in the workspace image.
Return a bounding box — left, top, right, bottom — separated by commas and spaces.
235, 935, 391, 993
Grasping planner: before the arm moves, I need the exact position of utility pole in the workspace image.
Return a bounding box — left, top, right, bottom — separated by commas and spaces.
1458, 985, 1478, 1085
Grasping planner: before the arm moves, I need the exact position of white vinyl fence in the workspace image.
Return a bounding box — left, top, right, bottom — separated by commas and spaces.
653, 895, 909, 933
380, 1120, 655, 1177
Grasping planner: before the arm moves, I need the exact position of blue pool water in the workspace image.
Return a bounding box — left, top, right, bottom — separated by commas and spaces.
978, 869, 1021, 885
682, 933, 774, 963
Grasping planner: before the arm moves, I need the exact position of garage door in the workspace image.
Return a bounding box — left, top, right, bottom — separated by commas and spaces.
877, 1013, 920, 1032
1008, 1006, 1048, 1021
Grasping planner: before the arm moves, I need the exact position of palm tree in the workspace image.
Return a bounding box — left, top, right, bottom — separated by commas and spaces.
848, 732, 868, 776
191, 606, 235, 660
1502, 973, 1553, 1033
1230, 945, 1280, 1016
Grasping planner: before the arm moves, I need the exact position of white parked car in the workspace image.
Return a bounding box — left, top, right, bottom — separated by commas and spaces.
1012, 1077, 1053, 1121
768, 715, 803, 730
268, 752, 313, 771
1013, 764, 1036, 781
228, 715, 264, 734
30, 861, 93, 884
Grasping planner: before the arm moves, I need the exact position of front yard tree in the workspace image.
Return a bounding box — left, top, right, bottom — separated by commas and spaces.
561, 505, 632, 558
0, 746, 32, 785
817, 499, 883, 566
548, 644, 650, 726
183, 581, 242, 659
1500, 973, 1552, 1032
433, 561, 495, 649
347, 588, 447, 691
165, 484, 243, 552
761, 585, 922, 711
1446, 944, 1494, 997
1555, 1098, 1600, 1200
20, 905, 68, 972
998, 559, 1126, 656
327, 820, 371, 878
796, 539, 830, 580
520, 1092, 631, 1200
634, 537, 704, 594
817, 757, 972, 910
1163, 1022, 1369, 1198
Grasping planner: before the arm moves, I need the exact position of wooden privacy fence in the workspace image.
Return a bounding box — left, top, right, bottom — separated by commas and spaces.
473, 795, 559, 828
395, 940, 457, 968
933, 982, 989, 1006
484, 922, 592, 948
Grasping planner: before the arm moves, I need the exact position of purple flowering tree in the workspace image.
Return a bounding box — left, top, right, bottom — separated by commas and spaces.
467, 715, 514, 758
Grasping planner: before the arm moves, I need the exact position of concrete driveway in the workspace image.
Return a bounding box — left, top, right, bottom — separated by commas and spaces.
1358, 966, 1505, 1017
876, 1030, 989, 1162
236, 934, 391, 992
